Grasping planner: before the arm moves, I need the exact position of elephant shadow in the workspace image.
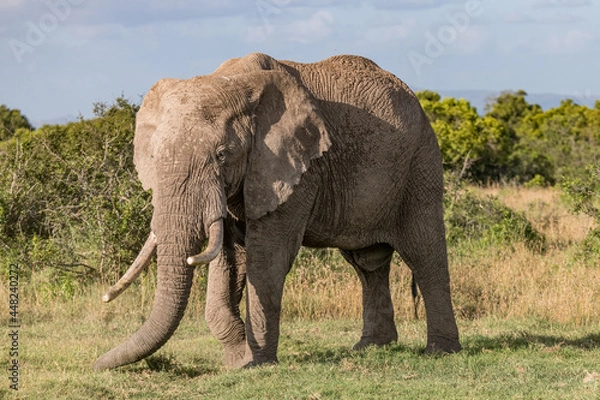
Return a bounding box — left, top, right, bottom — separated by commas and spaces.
119, 332, 600, 375
280, 342, 419, 366
281, 331, 600, 366
464, 331, 600, 355
125, 354, 220, 377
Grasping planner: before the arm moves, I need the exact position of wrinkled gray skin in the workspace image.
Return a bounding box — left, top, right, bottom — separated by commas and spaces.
93, 53, 461, 370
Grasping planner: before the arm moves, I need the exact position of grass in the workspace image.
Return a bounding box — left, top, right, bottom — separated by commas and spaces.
1, 186, 599, 399
2, 309, 600, 399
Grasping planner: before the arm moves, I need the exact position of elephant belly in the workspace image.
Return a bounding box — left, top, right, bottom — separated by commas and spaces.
302, 186, 402, 251
301, 135, 410, 250
302, 231, 386, 251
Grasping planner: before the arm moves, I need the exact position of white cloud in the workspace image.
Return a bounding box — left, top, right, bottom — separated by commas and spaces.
244, 25, 270, 43
55, 23, 127, 46
497, 37, 533, 54
371, 0, 455, 9
503, 11, 583, 24
538, 12, 584, 23
364, 20, 416, 43
0, 0, 23, 11
502, 11, 535, 24
286, 10, 334, 43
544, 29, 593, 53
452, 25, 489, 54
243, 9, 335, 44
533, 0, 591, 8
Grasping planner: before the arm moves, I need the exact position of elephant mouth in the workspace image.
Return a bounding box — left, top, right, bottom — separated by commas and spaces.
101, 219, 224, 303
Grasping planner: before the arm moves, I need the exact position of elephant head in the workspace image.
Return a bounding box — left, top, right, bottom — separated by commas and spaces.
93, 62, 330, 370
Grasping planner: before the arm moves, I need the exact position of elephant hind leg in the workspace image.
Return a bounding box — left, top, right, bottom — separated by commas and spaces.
392, 232, 461, 353
391, 180, 461, 354
340, 243, 398, 350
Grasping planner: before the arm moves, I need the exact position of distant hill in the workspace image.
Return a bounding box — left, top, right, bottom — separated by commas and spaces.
434, 89, 600, 114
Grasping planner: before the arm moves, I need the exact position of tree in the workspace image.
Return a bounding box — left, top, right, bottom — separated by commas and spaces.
484, 90, 542, 135
417, 91, 508, 181
0, 105, 33, 141
484, 91, 553, 185
516, 99, 600, 183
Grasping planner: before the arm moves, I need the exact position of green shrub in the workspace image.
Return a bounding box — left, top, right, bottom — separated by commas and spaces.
418, 90, 600, 185
562, 165, 600, 257
524, 174, 548, 188
0, 97, 151, 292
444, 175, 545, 251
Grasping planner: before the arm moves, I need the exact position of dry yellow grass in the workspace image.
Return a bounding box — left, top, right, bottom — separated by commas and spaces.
282, 186, 599, 325
2, 187, 597, 330
453, 185, 598, 324
450, 244, 600, 324
480, 185, 594, 244
282, 244, 600, 325
283, 251, 416, 321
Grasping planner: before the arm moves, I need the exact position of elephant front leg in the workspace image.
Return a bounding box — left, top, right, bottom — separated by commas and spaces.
205, 222, 247, 367
243, 220, 303, 366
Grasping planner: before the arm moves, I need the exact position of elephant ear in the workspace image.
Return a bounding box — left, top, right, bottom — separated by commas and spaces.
134, 78, 180, 192
242, 71, 331, 220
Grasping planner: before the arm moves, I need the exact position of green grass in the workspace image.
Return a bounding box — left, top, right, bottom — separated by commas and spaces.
2, 293, 599, 399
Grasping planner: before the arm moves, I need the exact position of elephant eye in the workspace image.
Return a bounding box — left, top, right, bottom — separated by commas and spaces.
216, 147, 227, 164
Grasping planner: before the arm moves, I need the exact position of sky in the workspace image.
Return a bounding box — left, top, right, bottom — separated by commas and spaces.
1, 0, 599, 126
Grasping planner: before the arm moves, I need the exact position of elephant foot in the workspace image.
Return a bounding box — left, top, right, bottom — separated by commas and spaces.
353, 321, 398, 350
352, 334, 398, 350
425, 335, 462, 354
237, 346, 279, 368
240, 357, 279, 369
223, 343, 248, 368
225, 344, 280, 368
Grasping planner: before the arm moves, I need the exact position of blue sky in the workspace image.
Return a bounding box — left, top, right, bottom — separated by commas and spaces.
1, 0, 599, 126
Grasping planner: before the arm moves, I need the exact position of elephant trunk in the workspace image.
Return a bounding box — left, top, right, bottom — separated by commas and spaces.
93, 218, 224, 371
93, 230, 195, 370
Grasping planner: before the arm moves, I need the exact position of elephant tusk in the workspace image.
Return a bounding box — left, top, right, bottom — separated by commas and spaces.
101, 232, 157, 303
186, 219, 224, 266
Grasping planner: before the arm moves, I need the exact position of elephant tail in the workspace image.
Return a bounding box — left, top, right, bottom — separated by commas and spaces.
411, 273, 421, 320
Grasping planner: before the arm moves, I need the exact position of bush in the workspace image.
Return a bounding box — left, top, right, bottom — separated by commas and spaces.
562, 165, 600, 257
444, 174, 545, 251
418, 90, 600, 185
524, 174, 549, 188
0, 97, 152, 289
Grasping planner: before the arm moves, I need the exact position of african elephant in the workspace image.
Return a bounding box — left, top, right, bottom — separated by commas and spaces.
93, 53, 461, 370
